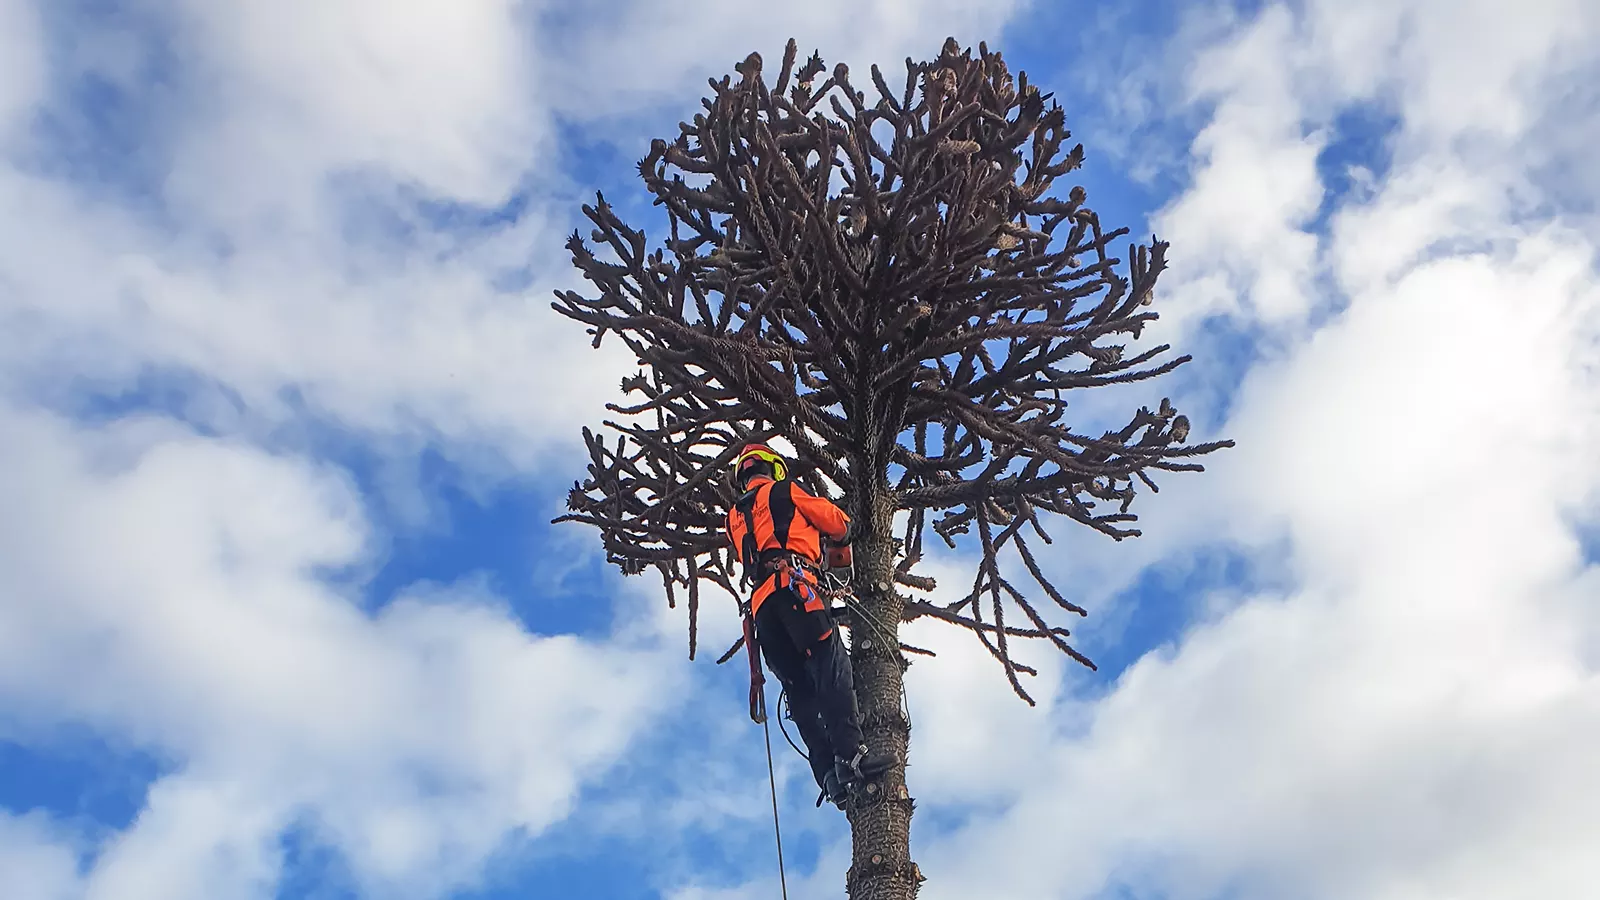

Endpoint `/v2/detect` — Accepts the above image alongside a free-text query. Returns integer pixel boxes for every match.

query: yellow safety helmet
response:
[732,443,788,485]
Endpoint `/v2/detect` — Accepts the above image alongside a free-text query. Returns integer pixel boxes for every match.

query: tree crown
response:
[554,38,1232,700]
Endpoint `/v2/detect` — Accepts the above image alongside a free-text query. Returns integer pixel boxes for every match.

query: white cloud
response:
[1149,0,1600,336]
[0,0,45,143]
[543,0,1020,120]
[1231,233,1599,572]
[163,0,542,224]
[0,812,83,900]
[0,0,627,476]
[0,0,1029,479]
[0,403,682,899]
[1373,0,1595,144]
[834,2,1600,899]
[1155,5,1325,328]
[0,3,1043,897]
[0,184,626,469]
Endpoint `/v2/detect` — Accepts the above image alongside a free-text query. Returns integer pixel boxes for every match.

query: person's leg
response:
[806,626,890,784]
[783,680,841,793]
[803,627,863,756]
[755,592,836,790]
[767,576,888,783]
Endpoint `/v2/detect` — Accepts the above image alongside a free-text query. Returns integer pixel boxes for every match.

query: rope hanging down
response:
[820,570,914,733]
[745,615,789,900]
[761,697,790,900]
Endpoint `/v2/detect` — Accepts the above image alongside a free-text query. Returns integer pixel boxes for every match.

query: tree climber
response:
[725,443,892,808]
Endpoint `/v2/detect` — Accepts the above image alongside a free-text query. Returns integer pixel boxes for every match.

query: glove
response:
[837,519,857,546]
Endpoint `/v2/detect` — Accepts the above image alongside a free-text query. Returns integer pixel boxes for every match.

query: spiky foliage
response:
[554,37,1230,692]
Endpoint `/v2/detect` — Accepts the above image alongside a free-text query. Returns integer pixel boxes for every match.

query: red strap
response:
[744,614,766,724]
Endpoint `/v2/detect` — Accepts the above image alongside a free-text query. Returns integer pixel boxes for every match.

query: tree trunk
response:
[845,484,921,897]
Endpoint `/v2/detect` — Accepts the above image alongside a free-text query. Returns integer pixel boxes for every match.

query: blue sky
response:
[1,1,1598,899]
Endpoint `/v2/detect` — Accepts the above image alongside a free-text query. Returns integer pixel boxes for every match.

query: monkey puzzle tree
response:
[553,37,1232,899]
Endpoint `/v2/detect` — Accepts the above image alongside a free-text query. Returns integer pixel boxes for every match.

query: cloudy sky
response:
[2,0,1597,898]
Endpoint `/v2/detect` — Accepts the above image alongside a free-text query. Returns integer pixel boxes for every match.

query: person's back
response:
[726,472,850,615]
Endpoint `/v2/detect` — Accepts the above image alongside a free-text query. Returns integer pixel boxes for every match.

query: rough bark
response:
[845,487,921,897]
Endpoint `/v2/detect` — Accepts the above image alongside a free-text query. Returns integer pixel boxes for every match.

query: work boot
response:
[821,768,847,809]
[835,743,893,787]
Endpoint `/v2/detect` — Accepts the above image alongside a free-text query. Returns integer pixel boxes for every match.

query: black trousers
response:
[754,581,863,786]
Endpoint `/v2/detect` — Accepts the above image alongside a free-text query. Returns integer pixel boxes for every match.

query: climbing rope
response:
[744,616,789,900]
[759,684,790,900]
[819,571,914,732]
[775,689,808,761]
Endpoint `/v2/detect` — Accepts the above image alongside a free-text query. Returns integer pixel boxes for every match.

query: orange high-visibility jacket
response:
[725,476,850,616]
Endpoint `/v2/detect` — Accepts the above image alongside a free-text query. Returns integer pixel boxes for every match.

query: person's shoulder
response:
[790,482,839,506]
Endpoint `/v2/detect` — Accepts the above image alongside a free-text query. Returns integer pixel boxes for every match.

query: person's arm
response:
[790,484,851,541]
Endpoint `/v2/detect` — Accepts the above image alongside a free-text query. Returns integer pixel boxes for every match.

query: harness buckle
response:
[763,551,813,589]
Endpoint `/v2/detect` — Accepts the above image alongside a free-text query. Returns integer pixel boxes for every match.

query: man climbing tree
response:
[553,37,1232,899]
[727,442,890,810]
